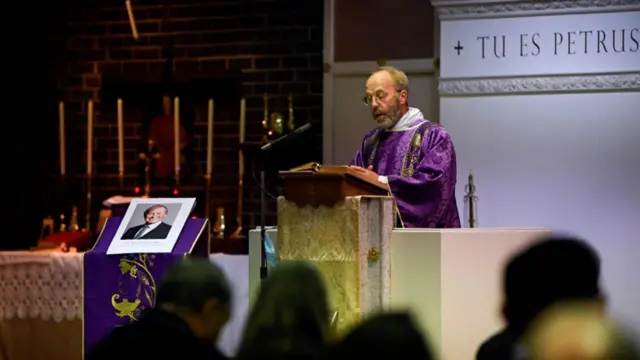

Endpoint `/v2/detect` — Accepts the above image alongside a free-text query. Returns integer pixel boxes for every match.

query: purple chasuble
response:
[351,119,461,228]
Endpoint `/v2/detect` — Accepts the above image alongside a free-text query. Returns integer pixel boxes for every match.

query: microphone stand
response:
[257,123,312,283]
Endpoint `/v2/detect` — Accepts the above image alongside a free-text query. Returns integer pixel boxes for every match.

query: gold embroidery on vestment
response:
[400,125,431,178]
[364,132,381,165]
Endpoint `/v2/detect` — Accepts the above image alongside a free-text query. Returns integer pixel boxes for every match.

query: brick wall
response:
[51,0,323,230]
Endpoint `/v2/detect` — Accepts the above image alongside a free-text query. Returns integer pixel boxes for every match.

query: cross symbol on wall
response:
[454,41,464,55]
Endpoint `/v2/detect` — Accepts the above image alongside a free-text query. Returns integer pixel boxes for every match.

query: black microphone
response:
[260,123,312,152]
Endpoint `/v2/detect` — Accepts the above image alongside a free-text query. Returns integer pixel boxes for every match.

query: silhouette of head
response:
[236,261,331,359]
[502,236,602,334]
[331,312,434,360]
[156,258,231,342]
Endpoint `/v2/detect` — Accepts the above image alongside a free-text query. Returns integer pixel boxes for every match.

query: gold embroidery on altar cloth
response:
[112,254,157,322]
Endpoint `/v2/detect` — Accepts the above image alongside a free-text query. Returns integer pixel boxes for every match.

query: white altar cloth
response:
[0,251,250,359]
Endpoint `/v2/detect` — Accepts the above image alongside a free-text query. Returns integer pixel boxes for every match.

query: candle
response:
[125,0,139,40]
[87,100,94,176]
[239,98,246,143]
[262,93,268,129]
[173,97,180,175]
[239,98,246,175]
[117,98,124,176]
[206,99,214,176]
[59,101,66,176]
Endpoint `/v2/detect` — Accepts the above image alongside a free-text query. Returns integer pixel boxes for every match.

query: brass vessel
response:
[213,207,226,239]
[69,206,80,232]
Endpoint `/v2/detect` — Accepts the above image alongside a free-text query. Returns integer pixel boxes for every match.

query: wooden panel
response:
[334,0,435,62]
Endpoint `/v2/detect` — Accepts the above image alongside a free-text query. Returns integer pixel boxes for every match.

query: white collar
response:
[390,107,426,131]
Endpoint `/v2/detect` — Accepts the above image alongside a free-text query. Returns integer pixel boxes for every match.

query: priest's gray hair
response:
[156,258,231,312]
[376,66,409,93]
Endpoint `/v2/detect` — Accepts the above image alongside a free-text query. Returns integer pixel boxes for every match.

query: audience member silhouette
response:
[476,236,602,360]
[235,261,331,360]
[524,300,640,359]
[329,312,435,360]
[86,258,231,360]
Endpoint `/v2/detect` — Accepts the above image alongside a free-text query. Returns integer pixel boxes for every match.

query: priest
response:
[350,67,460,228]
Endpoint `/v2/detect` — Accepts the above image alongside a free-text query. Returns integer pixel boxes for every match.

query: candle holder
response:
[464,171,478,228]
[69,206,80,232]
[39,216,55,240]
[287,93,295,131]
[213,207,226,239]
[59,213,67,232]
[232,98,246,239]
[85,175,92,233]
[204,173,212,221]
[261,93,295,143]
[118,172,124,189]
[138,140,159,197]
[231,172,244,239]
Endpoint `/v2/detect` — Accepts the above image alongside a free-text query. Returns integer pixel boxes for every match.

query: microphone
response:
[260,123,312,152]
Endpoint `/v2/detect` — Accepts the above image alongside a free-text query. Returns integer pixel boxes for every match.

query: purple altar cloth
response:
[83,217,209,355]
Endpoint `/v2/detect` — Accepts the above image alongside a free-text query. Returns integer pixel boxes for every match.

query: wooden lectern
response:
[276,163,395,332]
[279,164,389,207]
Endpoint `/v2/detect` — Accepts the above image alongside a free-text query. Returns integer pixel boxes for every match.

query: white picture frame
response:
[106,197,197,255]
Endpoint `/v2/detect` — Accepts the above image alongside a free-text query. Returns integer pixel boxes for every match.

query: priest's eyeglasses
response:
[363,91,389,106]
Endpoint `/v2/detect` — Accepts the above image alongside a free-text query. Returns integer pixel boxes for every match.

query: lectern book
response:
[279,163,389,207]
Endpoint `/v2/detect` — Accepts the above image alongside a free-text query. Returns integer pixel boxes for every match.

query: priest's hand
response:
[349,165,378,182]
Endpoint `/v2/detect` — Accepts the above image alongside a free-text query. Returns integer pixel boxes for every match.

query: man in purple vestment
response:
[350,67,461,228]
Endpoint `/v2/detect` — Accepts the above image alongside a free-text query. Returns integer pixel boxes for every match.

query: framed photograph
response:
[106,197,196,255]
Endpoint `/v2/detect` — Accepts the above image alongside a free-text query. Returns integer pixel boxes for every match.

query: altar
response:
[248,211,549,359]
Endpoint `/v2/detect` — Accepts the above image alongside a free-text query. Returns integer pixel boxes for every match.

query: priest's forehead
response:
[366,67,409,93]
[366,71,394,93]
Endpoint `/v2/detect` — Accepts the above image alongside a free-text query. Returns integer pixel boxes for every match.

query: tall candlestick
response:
[287,93,294,130]
[240,98,246,143]
[87,100,94,176]
[59,101,66,176]
[239,98,246,175]
[173,97,180,177]
[262,93,268,129]
[235,97,247,234]
[117,98,124,176]
[206,99,214,176]
[125,0,139,40]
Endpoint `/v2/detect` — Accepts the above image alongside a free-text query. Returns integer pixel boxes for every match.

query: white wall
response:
[443,92,640,327]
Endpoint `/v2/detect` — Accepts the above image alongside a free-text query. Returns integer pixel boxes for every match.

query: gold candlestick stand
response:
[204,174,212,221]
[213,207,225,239]
[464,171,478,228]
[85,175,92,232]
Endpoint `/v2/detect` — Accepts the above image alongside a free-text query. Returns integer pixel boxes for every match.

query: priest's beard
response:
[374,98,403,129]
